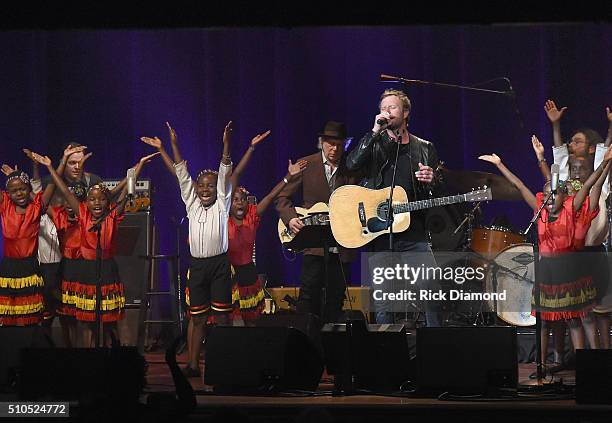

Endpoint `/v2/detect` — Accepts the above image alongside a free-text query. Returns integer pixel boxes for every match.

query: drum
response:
[426,205,466,251]
[486,243,535,326]
[471,226,526,259]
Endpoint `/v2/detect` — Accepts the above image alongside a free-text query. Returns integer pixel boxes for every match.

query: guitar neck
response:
[301,214,330,226]
[393,194,468,213]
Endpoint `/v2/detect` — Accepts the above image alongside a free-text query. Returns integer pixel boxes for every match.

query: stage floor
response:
[141,351,612,422]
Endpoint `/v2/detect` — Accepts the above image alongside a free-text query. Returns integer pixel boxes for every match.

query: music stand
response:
[289,223,337,322]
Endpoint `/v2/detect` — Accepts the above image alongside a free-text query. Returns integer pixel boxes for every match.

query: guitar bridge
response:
[358,202,366,228]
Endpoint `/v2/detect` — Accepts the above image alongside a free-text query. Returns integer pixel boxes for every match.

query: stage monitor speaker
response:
[321,322,412,392]
[417,326,517,395]
[576,349,612,404]
[204,326,324,393]
[19,347,146,402]
[114,211,155,305]
[0,326,53,390]
[255,312,322,353]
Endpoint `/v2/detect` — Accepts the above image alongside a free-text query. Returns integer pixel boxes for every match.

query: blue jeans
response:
[371,241,442,327]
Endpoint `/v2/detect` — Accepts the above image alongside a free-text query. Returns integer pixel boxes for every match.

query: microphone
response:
[127,168,136,206]
[504,77,524,129]
[380,74,418,83]
[503,77,515,97]
[551,163,560,201]
[376,117,389,126]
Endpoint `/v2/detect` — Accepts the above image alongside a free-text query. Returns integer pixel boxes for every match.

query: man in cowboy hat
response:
[275,121,358,322]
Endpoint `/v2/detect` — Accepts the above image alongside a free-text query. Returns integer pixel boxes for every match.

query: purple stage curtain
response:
[1,25,610,286]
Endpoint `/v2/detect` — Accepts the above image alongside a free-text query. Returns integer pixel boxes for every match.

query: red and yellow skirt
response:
[0,256,44,326]
[58,258,125,322]
[533,253,598,321]
[230,262,265,323]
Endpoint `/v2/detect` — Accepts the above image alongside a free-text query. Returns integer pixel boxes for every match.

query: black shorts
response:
[187,253,232,316]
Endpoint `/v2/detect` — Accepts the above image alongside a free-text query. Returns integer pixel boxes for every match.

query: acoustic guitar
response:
[277,202,331,251]
[329,185,491,248]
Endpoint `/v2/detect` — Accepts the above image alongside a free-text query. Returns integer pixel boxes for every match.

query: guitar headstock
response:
[466,185,492,202]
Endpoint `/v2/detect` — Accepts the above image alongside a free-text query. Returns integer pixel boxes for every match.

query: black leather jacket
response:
[346,131,442,200]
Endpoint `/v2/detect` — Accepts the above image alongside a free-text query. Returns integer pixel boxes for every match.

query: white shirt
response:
[175,160,232,258]
[321,151,339,253]
[38,213,61,264]
[30,179,61,264]
[322,150,338,187]
[552,143,609,245]
[552,143,609,196]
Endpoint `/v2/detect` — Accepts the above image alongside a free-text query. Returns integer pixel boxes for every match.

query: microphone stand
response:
[606,194,612,253]
[453,201,481,236]
[381,73,523,129]
[88,202,121,348]
[169,215,188,355]
[523,190,554,384]
[452,201,483,325]
[381,74,512,96]
[385,130,402,324]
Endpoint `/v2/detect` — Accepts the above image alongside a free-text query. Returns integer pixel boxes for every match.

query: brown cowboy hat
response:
[318,121,347,140]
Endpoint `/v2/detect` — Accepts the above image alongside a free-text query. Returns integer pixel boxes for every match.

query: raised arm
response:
[274,164,304,233]
[346,132,377,171]
[218,121,233,205]
[221,121,232,167]
[531,135,551,182]
[23,149,41,183]
[574,146,612,212]
[168,121,183,164]
[544,99,567,148]
[24,148,64,206]
[478,154,537,211]
[0,164,19,207]
[60,145,87,179]
[1,164,18,177]
[31,153,80,213]
[231,129,271,189]
[1,164,18,206]
[256,159,307,217]
[140,122,177,174]
[605,107,612,147]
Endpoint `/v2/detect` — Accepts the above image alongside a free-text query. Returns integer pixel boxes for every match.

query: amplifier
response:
[102,179,152,212]
[267,287,372,319]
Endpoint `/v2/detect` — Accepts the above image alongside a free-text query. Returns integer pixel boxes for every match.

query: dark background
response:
[1,21,610,287]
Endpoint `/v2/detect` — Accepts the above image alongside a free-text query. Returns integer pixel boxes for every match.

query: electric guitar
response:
[277,202,330,251]
[328,185,491,248]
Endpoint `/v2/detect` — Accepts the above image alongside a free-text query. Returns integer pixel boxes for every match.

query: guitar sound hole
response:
[377,203,389,220]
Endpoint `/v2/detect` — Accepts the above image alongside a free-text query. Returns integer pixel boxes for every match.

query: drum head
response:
[487,243,536,326]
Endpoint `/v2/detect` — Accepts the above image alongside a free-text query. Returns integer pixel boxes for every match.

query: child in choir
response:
[228,130,306,324]
[143,121,233,377]
[0,160,57,326]
[25,145,88,346]
[479,144,612,368]
[33,151,158,347]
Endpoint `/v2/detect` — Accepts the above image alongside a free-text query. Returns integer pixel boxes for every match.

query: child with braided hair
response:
[32,151,158,347]
[0,158,57,326]
[479,144,612,370]
[227,129,307,325]
[142,121,233,377]
[25,144,87,345]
